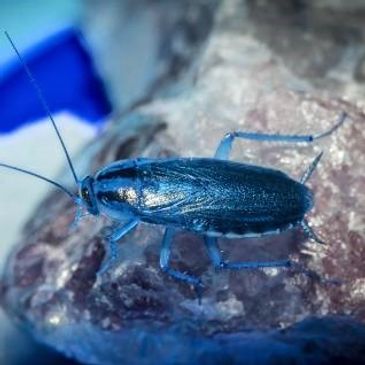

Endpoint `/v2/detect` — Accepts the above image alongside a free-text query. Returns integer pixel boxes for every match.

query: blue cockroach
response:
[1,31,347,296]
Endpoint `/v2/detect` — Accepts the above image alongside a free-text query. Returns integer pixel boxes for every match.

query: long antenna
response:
[4,31,79,185]
[0,163,75,198]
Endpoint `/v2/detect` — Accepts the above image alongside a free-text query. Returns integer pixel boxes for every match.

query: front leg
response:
[97,219,139,276]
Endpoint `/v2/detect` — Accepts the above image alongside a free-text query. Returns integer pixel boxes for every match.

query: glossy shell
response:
[93,157,313,236]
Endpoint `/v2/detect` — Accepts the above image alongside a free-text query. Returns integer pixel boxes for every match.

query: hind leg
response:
[301,219,325,245]
[300,151,323,184]
[204,236,291,270]
[214,112,347,160]
[98,219,139,276]
[160,228,204,298]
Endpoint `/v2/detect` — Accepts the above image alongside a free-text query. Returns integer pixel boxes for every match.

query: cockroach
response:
[1,31,347,297]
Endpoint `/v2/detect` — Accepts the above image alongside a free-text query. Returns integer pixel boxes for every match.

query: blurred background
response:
[0,2,88,364]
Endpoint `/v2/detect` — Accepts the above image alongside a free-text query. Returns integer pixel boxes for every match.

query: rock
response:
[2,0,365,364]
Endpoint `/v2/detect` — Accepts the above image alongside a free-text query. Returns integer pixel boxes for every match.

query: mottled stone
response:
[2,0,365,364]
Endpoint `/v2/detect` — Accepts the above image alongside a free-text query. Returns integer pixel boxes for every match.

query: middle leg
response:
[160,227,204,297]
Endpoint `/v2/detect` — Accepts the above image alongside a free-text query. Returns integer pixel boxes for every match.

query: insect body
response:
[78,115,343,291]
[91,158,312,238]
[1,31,347,295]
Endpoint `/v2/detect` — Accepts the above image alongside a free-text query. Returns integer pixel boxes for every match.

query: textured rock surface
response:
[2,0,365,364]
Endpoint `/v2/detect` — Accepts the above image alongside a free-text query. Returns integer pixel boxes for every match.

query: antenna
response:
[0,163,75,198]
[4,30,79,185]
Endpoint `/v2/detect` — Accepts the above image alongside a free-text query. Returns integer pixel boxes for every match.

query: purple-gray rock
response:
[2,0,365,364]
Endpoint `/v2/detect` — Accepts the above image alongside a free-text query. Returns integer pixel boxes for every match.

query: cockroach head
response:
[79,176,99,215]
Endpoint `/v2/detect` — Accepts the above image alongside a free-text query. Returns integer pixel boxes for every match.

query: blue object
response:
[0,28,111,133]
[0,107,347,299]
[75,112,346,296]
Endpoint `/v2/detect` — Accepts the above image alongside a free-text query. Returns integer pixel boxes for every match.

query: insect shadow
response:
[1,31,348,299]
